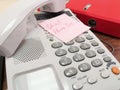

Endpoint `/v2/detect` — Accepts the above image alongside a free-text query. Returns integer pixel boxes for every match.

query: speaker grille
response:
[13,39,44,64]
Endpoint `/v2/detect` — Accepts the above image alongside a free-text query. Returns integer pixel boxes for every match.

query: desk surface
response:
[2,31,120,90]
[93,31,120,62]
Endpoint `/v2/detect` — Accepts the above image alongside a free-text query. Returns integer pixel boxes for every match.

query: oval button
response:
[111,66,120,75]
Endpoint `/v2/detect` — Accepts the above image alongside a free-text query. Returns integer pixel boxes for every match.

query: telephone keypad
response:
[42,10,120,90]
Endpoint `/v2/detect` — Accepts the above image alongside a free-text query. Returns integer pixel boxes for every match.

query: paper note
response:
[39,14,90,43]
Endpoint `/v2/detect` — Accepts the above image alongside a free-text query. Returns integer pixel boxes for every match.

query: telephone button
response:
[91,59,103,67]
[100,70,110,79]
[55,49,67,56]
[64,40,74,45]
[97,49,105,54]
[85,50,96,58]
[72,82,83,90]
[59,57,72,66]
[80,43,91,50]
[111,66,120,75]
[73,54,85,62]
[64,67,77,77]
[87,76,97,84]
[78,63,91,72]
[75,37,85,43]
[103,56,112,62]
[86,35,93,40]
[51,42,63,48]
[68,46,79,53]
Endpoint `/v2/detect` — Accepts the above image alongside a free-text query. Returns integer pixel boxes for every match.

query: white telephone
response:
[0,0,120,90]
[0,0,67,57]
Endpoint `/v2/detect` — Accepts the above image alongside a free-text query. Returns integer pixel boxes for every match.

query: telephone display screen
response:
[14,67,61,90]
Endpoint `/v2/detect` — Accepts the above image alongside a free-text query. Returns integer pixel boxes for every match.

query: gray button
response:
[49,38,54,41]
[75,37,85,43]
[80,43,91,50]
[85,50,96,58]
[51,42,63,48]
[73,54,85,62]
[72,82,83,90]
[103,57,112,62]
[64,40,74,45]
[91,41,99,46]
[86,35,93,40]
[97,49,105,54]
[59,57,72,66]
[78,63,91,72]
[64,67,77,77]
[68,46,79,53]
[55,49,67,56]
[91,59,103,67]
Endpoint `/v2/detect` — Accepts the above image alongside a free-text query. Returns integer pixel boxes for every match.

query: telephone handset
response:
[0,0,67,57]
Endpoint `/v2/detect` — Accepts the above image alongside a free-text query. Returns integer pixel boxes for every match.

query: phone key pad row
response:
[46,31,111,69]
[44,30,120,90]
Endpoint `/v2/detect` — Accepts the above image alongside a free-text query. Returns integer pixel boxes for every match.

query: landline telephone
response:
[0,0,120,90]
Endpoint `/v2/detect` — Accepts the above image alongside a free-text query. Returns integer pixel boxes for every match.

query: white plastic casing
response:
[0,0,67,57]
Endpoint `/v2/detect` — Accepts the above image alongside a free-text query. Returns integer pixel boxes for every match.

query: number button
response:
[78,63,91,72]
[73,54,85,62]
[85,50,96,58]
[80,43,91,50]
[72,82,83,90]
[75,37,85,43]
[91,59,103,67]
[103,57,112,62]
[51,42,63,48]
[59,57,72,66]
[86,35,93,40]
[55,49,67,56]
[68,46,79,53]
[97,49,105,54]
[64,67,77,77]
[64,40,74,45]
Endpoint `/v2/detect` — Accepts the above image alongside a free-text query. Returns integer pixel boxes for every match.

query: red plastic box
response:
[67,0,120,38]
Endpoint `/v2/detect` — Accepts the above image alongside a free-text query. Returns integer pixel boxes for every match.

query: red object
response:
[37,8,40,12]
[67,0,120,38]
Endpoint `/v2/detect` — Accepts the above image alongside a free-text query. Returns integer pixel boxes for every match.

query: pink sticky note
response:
[39,14,90,42]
